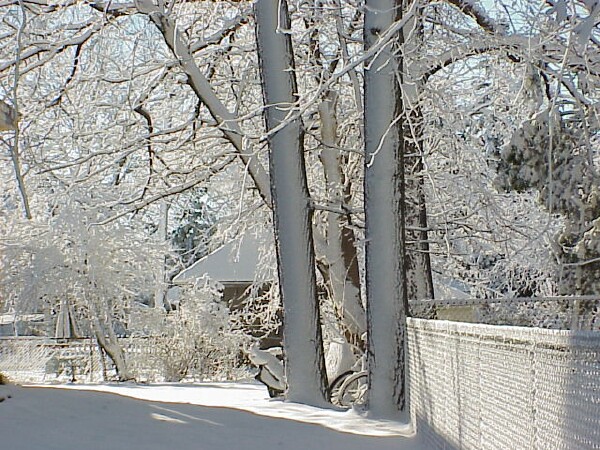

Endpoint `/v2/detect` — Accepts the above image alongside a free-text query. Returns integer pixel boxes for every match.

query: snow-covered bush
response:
[0,372,10,403]
[150,279,251,382]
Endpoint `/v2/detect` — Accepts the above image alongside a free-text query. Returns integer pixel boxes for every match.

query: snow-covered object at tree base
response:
[247,344,285,397]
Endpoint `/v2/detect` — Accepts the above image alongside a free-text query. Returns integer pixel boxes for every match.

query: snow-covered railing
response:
[407,318,600,450]
[0,337,105,383]
[0,335,246,383]
[0,336,168,383]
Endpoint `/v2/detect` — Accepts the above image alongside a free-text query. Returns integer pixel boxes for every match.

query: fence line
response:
[0,337,160,383]
[409,296,600,330]
[407,318,600,450]
[0,337,107,383]
[3,298,599,449]
[0,335,247,383]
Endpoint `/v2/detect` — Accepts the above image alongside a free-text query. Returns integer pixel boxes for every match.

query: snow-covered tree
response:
[169,188,216,268]
[2,0,598,416]
[0,194,162,379]
[254,0,329,406]
[497,110,599,294]
[361,0,410,419]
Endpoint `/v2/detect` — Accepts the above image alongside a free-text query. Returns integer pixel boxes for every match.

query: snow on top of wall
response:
[0,313,45,325]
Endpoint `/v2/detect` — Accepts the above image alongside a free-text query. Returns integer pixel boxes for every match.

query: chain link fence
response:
[407,318,600,449]
[407,295,600,449]
[0,337,104,383]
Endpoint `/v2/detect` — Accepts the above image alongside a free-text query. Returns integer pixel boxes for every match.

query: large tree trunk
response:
[363,0,409,418]
[254,0,329,407]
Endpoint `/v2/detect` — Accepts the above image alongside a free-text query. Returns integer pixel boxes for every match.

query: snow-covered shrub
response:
[151,279,251,382]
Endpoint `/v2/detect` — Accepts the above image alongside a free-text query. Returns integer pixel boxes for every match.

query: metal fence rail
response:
[410,296,600,330]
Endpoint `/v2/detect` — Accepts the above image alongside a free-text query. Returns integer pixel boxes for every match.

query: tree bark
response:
[318,92,366,349]
[254,0,329,407]
[363,0,409,418]
[401,2,434,302]
[404,109,434,302]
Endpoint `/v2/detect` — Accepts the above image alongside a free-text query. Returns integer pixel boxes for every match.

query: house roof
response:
[173,233,267,284]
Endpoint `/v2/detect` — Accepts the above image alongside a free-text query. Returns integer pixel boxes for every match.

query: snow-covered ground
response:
[0,382,422,450]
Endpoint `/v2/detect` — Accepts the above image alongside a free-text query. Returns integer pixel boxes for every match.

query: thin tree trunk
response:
[91,314,133,381]
[401,4,434,302]
[154,201,169,310]
[254,0,329,407]
[318,92,366,349]
[304,6,366,352]
[6,4,32,220]
[363,0,409,418]
[8,139,31,220]
[2,100,31,220]
[404,110,434,302]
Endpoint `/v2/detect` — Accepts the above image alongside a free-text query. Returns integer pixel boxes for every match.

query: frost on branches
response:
[496,111,600,295]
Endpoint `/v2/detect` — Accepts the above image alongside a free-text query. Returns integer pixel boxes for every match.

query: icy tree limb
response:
[444,0,500,33]
[143,4,272,207]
